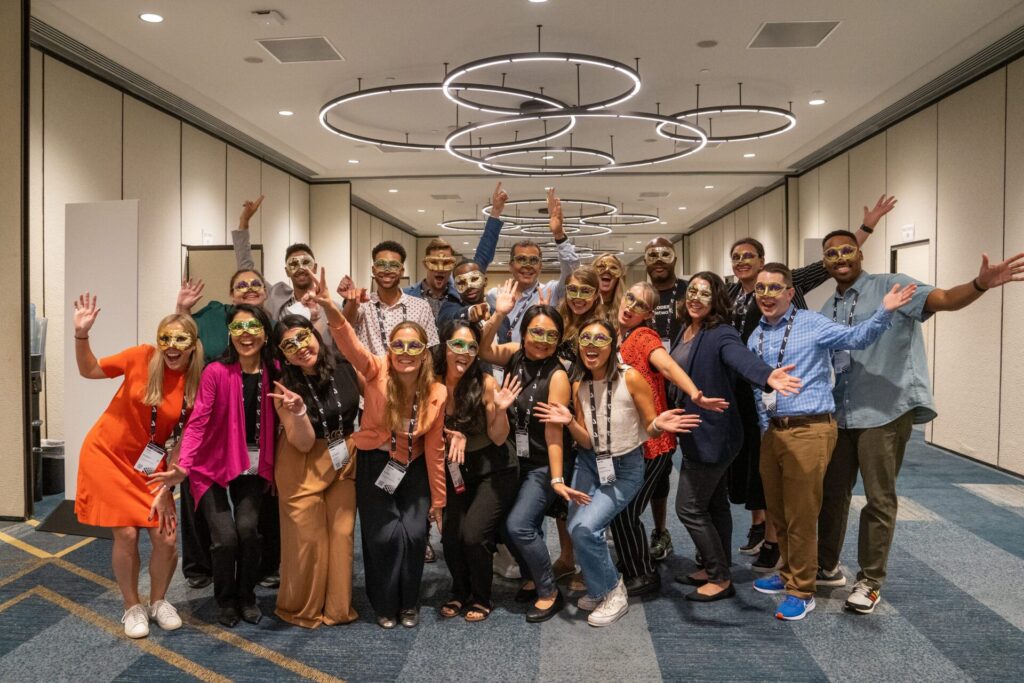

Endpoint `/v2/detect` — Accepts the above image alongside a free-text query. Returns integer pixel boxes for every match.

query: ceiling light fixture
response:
[347,159,359,164]
[417,209,426,213]
[704,185,715,189]
[278,110,294,116]
[659,83,796,143]
[809,98,826,106]
[678,206,687,210]
[139,13,164,23]
[743,152,756,158]
[388,188,398,193]
[482,198,617,223]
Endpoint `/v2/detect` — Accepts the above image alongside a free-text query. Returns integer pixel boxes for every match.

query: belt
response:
[769,414,833,429]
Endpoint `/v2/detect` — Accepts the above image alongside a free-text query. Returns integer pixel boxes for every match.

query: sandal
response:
[465,604,491,623]
[439,600,464,619]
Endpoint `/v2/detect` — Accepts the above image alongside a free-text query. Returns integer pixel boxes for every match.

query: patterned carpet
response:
[1,430,1022,682]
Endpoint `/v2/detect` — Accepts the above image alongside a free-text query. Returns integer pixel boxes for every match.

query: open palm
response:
[73,292,101,335]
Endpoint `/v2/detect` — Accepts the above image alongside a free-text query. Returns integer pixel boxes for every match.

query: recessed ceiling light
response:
[660,221,667,225]
[635,240,642,244]
[529,0,549,3]
[677,206,687,210]
[417,209,425,213]
[542,155,554,160]
[278,110,294,116]
[704,185,715,189]
[388,188,398,193]
[139,13,164,23]
[809,98,826,106]
[699,68,710,74]
[347,159,359,164]
[743,152,756,158]
[463,241,470,245]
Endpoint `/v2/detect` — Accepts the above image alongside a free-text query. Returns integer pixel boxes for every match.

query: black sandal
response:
[465,604,491,623]
[439,599,464,619]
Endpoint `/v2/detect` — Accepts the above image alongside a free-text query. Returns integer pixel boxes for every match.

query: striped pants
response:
[609,452,674,579]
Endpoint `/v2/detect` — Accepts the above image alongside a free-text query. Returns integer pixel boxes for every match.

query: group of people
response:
[72,184,1024,639]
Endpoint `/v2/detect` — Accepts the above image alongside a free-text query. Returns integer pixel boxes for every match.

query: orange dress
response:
[75,345,186,528]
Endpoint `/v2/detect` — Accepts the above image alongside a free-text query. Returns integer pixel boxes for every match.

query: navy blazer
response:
[669,323,773,465]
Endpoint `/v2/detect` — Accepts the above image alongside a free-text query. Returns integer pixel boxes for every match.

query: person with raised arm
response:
[591,254,627,309]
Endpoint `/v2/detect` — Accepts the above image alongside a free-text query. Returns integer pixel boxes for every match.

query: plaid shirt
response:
[354,292,440,356]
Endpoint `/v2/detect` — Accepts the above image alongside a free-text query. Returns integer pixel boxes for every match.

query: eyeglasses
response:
[578,331,613,348]
[644,247,675,265]
[730,250,759,264]
[373,259,403,274]
[686,286,713,304]
[424,255,456,272]
[227,319,265,337]
[623,291,653,314]
[389,339,426,356]
[232,278,264,294]
[278,328,313,356]
[823,244,859,264]
[512,254,542,268]
[446,338,479,355]
[454,271,486,293]
[565,283,597,300]
[754,282,790,298]
[594,261,623,278]
[527,327,560,344]
[157,332,195,351]
[284,255,316,276]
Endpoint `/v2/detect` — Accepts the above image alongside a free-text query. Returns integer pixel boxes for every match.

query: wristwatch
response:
[550,477,565,486]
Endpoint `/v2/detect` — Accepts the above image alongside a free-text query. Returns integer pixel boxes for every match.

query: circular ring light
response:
[656,105,796,143]
[442,52,642,114]
[319,82,575,151]
[518,222,612,237]
[438,219,508,233]
[481,146,615,173]
[580,212,659,227]
[482,198,617,223]
[446,109,707,176]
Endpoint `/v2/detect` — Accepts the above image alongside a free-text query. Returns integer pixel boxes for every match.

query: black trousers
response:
[356,450,430,617]
[727,384,767,511]
[179,476,212,579]
[676,459,733,582]
[610,453,674,579]
[258,490,280,577]
[197,475,267,608]
[441,465,518,609]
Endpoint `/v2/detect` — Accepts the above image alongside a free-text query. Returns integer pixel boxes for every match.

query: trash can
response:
[41,439,64,496]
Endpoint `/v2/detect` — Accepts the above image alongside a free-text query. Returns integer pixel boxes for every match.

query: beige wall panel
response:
[289,176,309,247]
[1000,59,1024,475]
[309,184,352,290]
[122,97,181,339]
[797,169,818,265]
[818,154,850,237]
[786,177,800,264]
[259,163,290,285]
[682,235,691,274]
[886,106,938,252]
[42,57,122,439]
[763,186,786,262]
[350,207,371,288]
[931,71,1005,465]
[226,147,261,244]
[29,49,42,311]
[746,195,764,247]
[732,204,748,240]
[848,133,888,274]
[711,219,725,275]
[721,211,737,274]
[181,124,226,248]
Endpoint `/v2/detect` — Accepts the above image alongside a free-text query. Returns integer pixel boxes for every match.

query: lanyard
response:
[304,375,344,438]
[511,363,544,432]
[758,312,797,369]
[732,289,754,331]
[390,391,419,459]
[831,291,859,325]
[150,402,188,444]
[375,301,407,348]
[241,371,263,447]
[508,284,538,334]
[587,378,613,456]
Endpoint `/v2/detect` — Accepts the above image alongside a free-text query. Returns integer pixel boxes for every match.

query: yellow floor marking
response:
[53,536,96,558]
[24,519,39,527]
[0,559,47,589]
[0,588,34,614]
[0,531,52,559]
[52,557,117,589]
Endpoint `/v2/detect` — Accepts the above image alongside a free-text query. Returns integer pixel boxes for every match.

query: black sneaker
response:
[739,523,766,555]
[816,564,847,588]
[625,571,661,597]
[751,541,780,574]
[649,529,673,562]
[258,572,280,588]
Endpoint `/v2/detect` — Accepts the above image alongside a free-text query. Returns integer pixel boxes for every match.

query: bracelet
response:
[972,277,988,293]
[648,418,662,435]
[550,477,565,486]
[292,404,308,417]
[74,335,89,340]
[859,223,874,234]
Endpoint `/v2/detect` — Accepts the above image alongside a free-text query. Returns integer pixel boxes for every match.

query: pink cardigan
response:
[177,361,277,507]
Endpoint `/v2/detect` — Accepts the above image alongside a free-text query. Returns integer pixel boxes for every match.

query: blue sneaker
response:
[752,574,786,594]
[775,595,815,621]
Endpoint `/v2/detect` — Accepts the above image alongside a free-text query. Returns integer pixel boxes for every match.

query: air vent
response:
[639,191,669,198]
[748,21,839,48]
[257,36,344,63]
[431,194,462,200]
[377,146,421,154]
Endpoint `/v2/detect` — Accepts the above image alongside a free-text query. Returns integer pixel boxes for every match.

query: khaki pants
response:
[760,417,837,599]
[817,412,914,590]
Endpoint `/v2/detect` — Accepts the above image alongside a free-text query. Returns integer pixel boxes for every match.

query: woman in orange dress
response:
[72,293,203,639]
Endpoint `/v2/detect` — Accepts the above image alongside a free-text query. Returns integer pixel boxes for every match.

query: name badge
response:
[247,446,260,472]
[515,430,530,459]
[134,442,166,474]
[596,452,617,485]
[492,367,504,386]
[447,460,466,494]
[661,338,672,353]
[762,391,778,413]
[375,459,407,494]
[285,301,311,319]
[832,350,852,375]
[328,438,351,471]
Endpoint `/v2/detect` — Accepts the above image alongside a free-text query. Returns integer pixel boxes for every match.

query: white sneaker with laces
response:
[845,580,881,614]
[577,594,600,611]
[122,604,150,639]
[587,578,629,627]
[149,599,183,630]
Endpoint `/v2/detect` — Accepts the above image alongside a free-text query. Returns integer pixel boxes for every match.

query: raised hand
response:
[147,464,187,490]
[268,380,306,415]
[546,187,563,236]
[767,363,802,397]
[239,195,264,229]
[863,194,897,230]
[494,278,519,316]
[533,401,572,425]
[493,374,523,411]
[882,283,918,312]
[300,290,322,322]
[176,279,205,313]
[336,273,369,304]
[444,428,467,465]
[491,182,509,217]
[976,251,1024,290]
[467,302,491,323]
[72,292,101,336]
[654,408,702,434]
[691,390,729,413]
[537,286,552,307]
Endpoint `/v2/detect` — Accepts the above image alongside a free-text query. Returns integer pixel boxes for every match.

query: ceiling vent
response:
[377,145,421,154]
[748,21,840,48]
[257,36,344,63]
[638,191,670,198]
[431,194,462,200]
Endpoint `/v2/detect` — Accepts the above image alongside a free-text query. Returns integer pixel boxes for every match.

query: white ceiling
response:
[32,0,1024,241]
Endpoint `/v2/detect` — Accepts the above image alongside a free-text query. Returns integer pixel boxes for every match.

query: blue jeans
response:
[505,465,561,597]
[568,447,645,599]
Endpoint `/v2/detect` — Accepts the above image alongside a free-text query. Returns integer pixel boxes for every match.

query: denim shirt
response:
[404,215,504,309]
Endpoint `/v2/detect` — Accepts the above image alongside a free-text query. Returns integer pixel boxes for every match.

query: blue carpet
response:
[0,431,1021,682]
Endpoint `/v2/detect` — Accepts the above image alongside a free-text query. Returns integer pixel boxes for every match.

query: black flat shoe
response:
[674,574,708,587]
[187,575,212,589]
[515,585,538,603]
[240,603,262,624]
[377,615,397,629]
[685,584,736,602]
[625,572,661,597]
[218,606,240,627]
[399,608,419,628]
[525,591,564,623]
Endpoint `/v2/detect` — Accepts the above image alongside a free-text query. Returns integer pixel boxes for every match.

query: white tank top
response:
[579,366,647,457]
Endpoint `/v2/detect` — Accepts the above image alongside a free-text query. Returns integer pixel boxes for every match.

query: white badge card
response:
[328,439,351,471]
[833,350,852,375]
[134,442,166,474]
[492,367,505,386]
[662,339,672,353]
[515,430,531,459]
[596,453,617,485]
[247,446,260,471]
[447,460,466,494]
[762,391,778,413]
[375,459,407,494]
[285,301,312,320]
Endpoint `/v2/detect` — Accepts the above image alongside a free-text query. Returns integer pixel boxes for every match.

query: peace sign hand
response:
[493,374,523,411]
[72,292,101,336]
[268,381,306,415]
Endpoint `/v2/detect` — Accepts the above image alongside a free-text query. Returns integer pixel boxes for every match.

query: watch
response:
[550,477,565,486]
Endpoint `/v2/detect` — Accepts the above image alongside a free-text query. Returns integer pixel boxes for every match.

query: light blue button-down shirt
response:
[749,304,894,432]
[822,272,936,429]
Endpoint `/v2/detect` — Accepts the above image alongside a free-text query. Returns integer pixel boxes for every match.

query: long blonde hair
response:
[559,266,606,343]
[384,321,436,433]
[144,314,203,408]
[593,254,626,307]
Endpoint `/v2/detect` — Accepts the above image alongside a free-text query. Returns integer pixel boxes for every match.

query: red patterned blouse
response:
[618,326,676,459]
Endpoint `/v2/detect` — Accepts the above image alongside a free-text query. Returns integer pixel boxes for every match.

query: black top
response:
[727,260,830,343]
[653,278,689,343]
[241,372,260,447]
[445,413,516,479]
[305,361,361,441]
[507,353,569,468]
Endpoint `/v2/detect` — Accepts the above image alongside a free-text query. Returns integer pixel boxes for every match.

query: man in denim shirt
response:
[815,229,1024,615]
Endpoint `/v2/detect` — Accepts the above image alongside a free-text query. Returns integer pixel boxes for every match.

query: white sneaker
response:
[122,604,150,639]
[149,599,183,630]
[577,594,600,611]
[587,578,629,627]
[493,544,522,580]
[845,580,881,614]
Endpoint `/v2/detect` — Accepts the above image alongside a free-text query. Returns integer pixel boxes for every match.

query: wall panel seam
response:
[998,68,1008,466]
